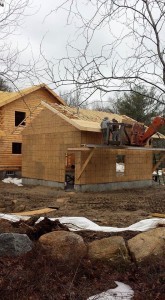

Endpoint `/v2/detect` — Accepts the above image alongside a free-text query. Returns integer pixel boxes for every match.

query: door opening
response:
[65,153,75,190]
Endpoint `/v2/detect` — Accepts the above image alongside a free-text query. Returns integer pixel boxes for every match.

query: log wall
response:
[0,88,63,170]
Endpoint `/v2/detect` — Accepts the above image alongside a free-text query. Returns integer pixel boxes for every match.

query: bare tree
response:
[59,89,88,108]
[0,0,37,90]
[43,0,165,110]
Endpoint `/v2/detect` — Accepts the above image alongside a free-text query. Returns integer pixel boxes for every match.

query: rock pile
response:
[0,218,164,267]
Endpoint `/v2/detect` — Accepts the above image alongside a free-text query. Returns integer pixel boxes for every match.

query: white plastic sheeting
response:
[52,216,165,232]
[2,177,23,186]
[0,214,164,232]
[87,281,134,300]
[0,213,29,222]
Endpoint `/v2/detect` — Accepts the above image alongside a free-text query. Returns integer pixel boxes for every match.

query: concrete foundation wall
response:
[74,180,153,192]
[22,177,64,189]
[22,177,152,192]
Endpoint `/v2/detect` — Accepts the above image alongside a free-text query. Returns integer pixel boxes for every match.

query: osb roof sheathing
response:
[42,101,165,139]
[42,101,123,132]
[0,84,66,107]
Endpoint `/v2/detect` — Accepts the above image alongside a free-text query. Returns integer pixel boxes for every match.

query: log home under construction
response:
[0,84,65,178]
[22,101,165,191]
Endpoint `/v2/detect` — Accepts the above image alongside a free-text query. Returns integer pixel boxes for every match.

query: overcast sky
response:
[22,1,74,59]
[5,0,118,94]
[0,1,72,89]
[0,0,117,108]
[1,1,164,109]
[8,1,74,85]
[0,0,113,109]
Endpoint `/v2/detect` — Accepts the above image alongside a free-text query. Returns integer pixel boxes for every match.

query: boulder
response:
[128,227,165,262]
[0,233,33,257]
[39,230,87,268]
[88,236,129,262]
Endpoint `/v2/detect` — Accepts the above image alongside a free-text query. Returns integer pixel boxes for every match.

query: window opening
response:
[116,155,125,176]
[6,171,15,177]
[15,111,26,126]
[12,143,22,154]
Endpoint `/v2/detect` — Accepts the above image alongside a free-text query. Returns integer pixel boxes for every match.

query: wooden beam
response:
[152,154,165,172]
[77,148,95,180]
[11,207,57,216]
[151,213,165,218]
[0,166,21,171]
[81,144,165,151]
[67,147,90,151]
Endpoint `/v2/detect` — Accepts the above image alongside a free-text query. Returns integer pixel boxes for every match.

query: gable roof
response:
[41,101,122,132]
[0,83,66,107]
[41,101,165,139]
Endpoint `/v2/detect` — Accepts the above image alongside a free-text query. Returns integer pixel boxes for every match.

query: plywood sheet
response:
[151,213,165,218]
[11,207,57,216]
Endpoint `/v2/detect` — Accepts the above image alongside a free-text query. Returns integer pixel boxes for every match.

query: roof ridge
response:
[0,84,66,107]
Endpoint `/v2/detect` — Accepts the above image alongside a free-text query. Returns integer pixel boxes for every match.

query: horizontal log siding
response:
[0,88,63,170]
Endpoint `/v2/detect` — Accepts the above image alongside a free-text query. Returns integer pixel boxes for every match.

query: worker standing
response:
[112,118,120,142]
[100,117,111,145]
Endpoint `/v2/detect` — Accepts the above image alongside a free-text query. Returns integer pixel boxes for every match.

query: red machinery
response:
[129,116,165,146]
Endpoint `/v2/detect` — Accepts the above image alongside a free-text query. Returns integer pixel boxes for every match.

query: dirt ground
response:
[0,181,165,226]
[0,181,165,300]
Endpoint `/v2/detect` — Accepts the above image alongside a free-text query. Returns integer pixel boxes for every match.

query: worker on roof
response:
[100,117,112,145]
[112,118,120,142]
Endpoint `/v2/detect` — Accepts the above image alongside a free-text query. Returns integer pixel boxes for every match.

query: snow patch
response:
[87,281,134,300]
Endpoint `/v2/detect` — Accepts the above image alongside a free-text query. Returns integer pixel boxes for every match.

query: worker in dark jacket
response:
[100,117,112,144]
[112,118,120,141]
